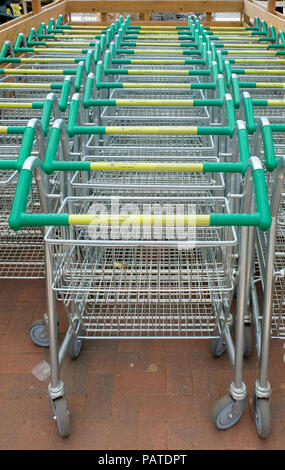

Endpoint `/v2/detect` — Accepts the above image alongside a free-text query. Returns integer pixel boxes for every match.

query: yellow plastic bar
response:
[18,58,76,63]
[234,59,285,63]
[105,126,198,134]
[227,50,277,54]
[89,161,202,170]
[130,59,186,64]
[127,69,189,75]
[128,42,184,46]
[244,69,285,74]
[115,99,194,105]
[54,34,96,39]
[0,102,33,108]
[256,82,285,87]
[134,35,182,39]
[210,26,247,30]
[267,100,285,105]
[223,44,270,48]
[41,41,90,46]
[0,82,51,88]
[1,68,64,74]
[34,48,85,53]
[122,83,192,88]
[211,31,253,35]
[68,214,210,226]
[133,49,184,54]
[66,25,105,28]
[0,126,7,133]
[132,30,185,34]
[217,36,260,40]
[135,25,179,29]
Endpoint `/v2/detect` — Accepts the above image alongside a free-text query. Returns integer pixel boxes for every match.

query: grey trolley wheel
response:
[210,320,233,358]
[253,395,271,439]
[212,394,246,430]
[210,335,226,358]
[53,397,70,438]
[68,324,84,359]
[30,320,49,347]
[68,335,83,359]
[243,324,253,358]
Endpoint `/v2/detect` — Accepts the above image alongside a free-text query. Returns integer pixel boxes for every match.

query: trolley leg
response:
[45,243,71,437]
[253,220,276,438]
[212,224,248,430]
[230,224,248,401]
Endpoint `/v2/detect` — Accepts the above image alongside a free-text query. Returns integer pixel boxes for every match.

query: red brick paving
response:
[0,279,284,450]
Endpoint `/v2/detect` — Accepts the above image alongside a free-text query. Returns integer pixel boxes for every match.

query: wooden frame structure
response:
[0,0,285,43]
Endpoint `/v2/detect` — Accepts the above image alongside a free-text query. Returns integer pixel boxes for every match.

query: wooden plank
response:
[67,0,244,14]
[70,20,244,26]
[244,0,285,31]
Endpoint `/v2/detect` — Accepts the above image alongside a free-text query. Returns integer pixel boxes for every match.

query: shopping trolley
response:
[82,66,227,127]
[0,92,62,133]
[46,14,122,34]
[224,62,285,105]
[69,92,236,167]
[0,92,70,280]
[246,119,285,438]
[13,32,100,61]
[0,42,94,86]
[0,40,98,76]
[210,40,285,61]
[8,145,271,436]
[90,60,215,103]
[0,119,47,279]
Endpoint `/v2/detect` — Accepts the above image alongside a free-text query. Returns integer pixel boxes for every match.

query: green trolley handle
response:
[8,152,271,233]
[257,117,283,172]
[67,92,236,137]
[43,118,253,177]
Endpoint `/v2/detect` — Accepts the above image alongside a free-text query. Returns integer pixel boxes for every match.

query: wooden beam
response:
[244,0,285,32]
[206,12,212,21]
[32,0,41,14]
[267,0,276,13]
[67,0,244,14]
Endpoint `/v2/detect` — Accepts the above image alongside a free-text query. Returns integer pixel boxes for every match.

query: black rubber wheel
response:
[30,320,49,347]
[212,394,246,430]
[253,394,271,439]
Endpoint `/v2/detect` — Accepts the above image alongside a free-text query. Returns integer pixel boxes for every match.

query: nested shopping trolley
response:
[246,119,285,438]
[9,115,271,436]
[0,118,47,279]
[0,94,67,279]
[69,91,237,179]
[82,67,227,128]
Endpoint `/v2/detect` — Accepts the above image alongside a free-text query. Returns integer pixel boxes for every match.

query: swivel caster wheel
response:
[52,397,70,438]
[243,324,253,358]
[212,394,246,430]
[68,324,84,359]
[30,320,49,347]
[210,321,232,358]
[68,335,83,359]
[253,394,271,438]
[210,335,226,358]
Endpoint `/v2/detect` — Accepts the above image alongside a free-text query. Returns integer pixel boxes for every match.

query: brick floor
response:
[0,279,284,450]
